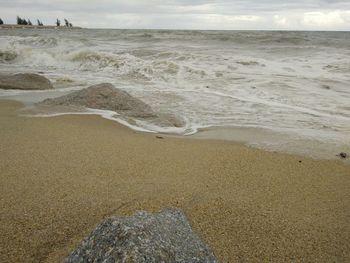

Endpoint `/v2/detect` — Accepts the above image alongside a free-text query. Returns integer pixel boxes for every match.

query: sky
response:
[1,0,350,30]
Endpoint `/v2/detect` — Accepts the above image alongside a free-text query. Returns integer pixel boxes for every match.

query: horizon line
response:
[1,24,349,32]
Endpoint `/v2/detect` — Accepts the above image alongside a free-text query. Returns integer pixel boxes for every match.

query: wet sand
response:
[0,100,349,262]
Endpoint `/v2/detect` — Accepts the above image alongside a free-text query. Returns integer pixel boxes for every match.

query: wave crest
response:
[17,37,58,48]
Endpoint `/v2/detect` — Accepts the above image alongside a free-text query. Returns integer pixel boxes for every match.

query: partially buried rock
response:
[65,208,217,263]
[0,73,53,90]
[38,83,185,129]
[0,51,17,62]
[40,83,156,118]
[337,152,347,159]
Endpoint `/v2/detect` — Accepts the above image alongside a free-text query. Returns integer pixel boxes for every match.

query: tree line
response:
[17,16,34,25]
[0,17,73,27]
[56,18,73,27]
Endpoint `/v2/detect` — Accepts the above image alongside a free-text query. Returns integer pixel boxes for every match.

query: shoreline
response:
[0,84,349,162]
[191,125,350,163]
[11,96,349,163]
[0,90,348,163]
[22,107,350,163]
[0,99,349,262]
[0,24,82,30]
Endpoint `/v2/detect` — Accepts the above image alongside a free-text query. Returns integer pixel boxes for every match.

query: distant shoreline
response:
[0,24,82,29]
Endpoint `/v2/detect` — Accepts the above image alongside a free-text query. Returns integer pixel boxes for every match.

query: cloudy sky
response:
[1,0,350,30]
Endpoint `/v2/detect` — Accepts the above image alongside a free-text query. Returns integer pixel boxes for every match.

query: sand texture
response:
[0,100,349,262]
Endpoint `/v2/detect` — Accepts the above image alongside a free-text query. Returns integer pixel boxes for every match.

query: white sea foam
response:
[1,29,349,159]
[24,108,156,133]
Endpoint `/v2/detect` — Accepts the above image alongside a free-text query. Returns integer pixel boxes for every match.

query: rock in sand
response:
[40,83,156,118]
[0,73,53,90]
[337,152,347,159]
[65,208,217,263]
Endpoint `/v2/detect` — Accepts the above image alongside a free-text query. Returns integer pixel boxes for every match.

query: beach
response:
[1,29,350,159]
[0,99,349,262]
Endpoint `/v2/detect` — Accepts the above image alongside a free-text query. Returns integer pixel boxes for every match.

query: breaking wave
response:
[17,37,59,47]
[0,29,349,160]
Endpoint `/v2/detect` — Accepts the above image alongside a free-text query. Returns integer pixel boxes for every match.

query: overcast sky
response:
[1,0,350,30]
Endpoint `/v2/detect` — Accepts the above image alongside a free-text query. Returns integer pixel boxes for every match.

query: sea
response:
[0,29,349,160]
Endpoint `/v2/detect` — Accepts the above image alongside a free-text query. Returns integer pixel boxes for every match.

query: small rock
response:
[337,152,347,159]
[0,51,17,62]
[0,73,53,90]
[156,135,164,139]
[65,208,217,263]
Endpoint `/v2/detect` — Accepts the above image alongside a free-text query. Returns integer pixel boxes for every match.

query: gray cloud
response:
[1,0,349,30]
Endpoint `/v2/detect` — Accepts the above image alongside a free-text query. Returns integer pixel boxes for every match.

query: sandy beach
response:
[0,99,349,262]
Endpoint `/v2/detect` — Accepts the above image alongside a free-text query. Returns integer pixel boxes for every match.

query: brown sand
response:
[0,100,349,262]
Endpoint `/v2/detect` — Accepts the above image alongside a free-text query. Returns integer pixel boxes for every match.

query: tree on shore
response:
[37,19,43,26]
[16,16,32,25]
[17,16,27,25]
[64,19,73,27]
[0,18,3,25]
[13,16,75,27]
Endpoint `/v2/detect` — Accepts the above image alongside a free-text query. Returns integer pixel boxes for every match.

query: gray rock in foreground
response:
[65,208,217,263]
[40,83,156,118]
[0,73,53,90]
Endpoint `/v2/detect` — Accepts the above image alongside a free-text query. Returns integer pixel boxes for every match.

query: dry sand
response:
[0,100,349,262]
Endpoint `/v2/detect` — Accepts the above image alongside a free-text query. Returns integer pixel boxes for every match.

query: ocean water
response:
[0,29,349,159]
